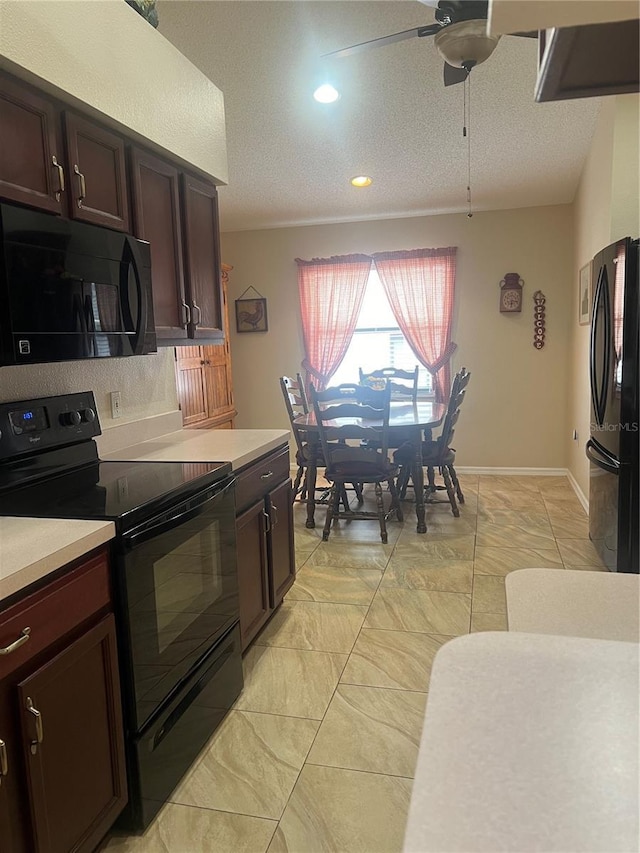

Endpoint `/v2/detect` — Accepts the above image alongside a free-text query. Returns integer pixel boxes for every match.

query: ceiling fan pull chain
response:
[463,79,467,137]
[466,75,473,218]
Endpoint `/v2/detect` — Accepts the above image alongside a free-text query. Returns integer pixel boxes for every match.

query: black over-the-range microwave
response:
[0,203,156,366]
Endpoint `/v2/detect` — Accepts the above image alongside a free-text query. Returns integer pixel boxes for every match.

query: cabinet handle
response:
[73,164,86,207]
[271,503,279,527]
[263,509,271,533]
[25,697,44,754]
[260,471,274,480]
[0,739,8,781]
[51,155,65,199]
[182,301,191,327]
[0,626,31,655]
[192,303,202,327]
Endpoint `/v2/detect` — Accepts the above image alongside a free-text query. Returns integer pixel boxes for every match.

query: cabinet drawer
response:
[0,549,110,679]
[235,445,290,514]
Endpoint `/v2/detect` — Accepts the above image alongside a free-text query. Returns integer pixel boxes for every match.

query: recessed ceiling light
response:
[350,176,373,187]
[313,83,340,103]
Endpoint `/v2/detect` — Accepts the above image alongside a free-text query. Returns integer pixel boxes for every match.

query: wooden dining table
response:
[293,400,447,534]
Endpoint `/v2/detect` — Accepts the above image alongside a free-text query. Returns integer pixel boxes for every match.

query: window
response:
[330,269,433,394]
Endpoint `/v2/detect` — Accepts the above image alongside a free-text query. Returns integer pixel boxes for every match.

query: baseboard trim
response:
[565,469,589,513]
[456,467,568,476]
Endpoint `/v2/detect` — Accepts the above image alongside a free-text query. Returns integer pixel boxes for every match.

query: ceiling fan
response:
[323,0,536,87]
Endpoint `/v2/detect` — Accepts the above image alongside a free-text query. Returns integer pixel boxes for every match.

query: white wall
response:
[222,203,574,470]
[568,94,639,499]
[0,0,227,183]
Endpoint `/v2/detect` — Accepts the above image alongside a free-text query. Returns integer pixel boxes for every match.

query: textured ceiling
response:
[158,0,600,232]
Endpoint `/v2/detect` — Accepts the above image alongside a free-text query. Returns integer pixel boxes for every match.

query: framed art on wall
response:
[578,262,592,325]
[235,297,268,333]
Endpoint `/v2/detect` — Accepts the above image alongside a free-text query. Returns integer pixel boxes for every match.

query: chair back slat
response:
[438,386,467,451]
[280,374,309,456]
[310,383,393,472]
[359,366,419,403]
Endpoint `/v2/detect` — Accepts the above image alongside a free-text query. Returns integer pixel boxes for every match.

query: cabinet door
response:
[236,501,271,651]
[64,112,129,231]
[174,346,208,425]
[0,682,31,853]
[203,344,235,421]
[18,615,127,853]
[267,478,296,608]
[0,76,63,214]
[130,148,188,340]
[181,175,224,341]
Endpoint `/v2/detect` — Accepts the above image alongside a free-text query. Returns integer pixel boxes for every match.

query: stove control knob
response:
[59,410,82,427]
[81,408,96,423]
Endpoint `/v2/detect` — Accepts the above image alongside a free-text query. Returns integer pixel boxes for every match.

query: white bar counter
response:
[506,568,639,642]
[0,517,115,604]
[102,428,290,471]
[404,631,639,853]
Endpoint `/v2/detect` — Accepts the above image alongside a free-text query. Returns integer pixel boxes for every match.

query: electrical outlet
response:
[111,391,122,419]
[117,476,129,500]
[572,429,578,441]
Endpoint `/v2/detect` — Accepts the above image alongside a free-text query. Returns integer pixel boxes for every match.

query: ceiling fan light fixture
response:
[434,19,501,68]
[350,175,373,187]
[313,83,340,103]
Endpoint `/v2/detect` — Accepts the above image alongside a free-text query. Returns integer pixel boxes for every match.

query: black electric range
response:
[0,392,243,831]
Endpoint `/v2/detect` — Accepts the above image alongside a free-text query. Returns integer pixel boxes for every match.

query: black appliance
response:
[587,237,639,573]
[0,392,243,830]
[0,203,156,365]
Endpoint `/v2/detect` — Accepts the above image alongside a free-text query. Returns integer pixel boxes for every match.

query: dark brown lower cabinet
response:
[0,550,127,853]
[267,478,296,607]
[19,615,126,853]
[235,446,296,651]
[236,501,271,648]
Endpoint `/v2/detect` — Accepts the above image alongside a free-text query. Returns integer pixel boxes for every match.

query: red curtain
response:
[373,247,457,402]
[296,254,371,390]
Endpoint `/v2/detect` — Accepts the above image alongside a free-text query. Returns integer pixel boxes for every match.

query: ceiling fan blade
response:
[322,24,441,60]
[443,62,468,87]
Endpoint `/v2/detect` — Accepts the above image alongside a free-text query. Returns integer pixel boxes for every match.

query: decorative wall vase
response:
[499,273,524,313]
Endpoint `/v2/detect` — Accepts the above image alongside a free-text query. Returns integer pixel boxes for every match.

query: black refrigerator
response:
[587,237,639,573]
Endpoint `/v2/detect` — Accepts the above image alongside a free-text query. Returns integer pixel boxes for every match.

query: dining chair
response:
[395,367,471,516]
[279,374,317,500]
[358,366,419,403]
[310,382,403,543]
[359,366,420,448]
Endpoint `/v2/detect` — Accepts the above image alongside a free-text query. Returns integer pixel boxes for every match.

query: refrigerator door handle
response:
[590,265,612,428]
[586,439,620,475]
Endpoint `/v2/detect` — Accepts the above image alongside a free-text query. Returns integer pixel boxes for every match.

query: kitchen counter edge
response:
[0,518,115,606]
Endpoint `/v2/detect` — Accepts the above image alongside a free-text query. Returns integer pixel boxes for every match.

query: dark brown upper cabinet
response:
[130,154,225,346]
[130,148,188,340]
[181,175,224,342]
[64,112,130,232]
[0,76,64,215]
[535,20,640,102]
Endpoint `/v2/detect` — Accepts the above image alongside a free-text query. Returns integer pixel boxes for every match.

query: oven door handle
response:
[123,477,235,549]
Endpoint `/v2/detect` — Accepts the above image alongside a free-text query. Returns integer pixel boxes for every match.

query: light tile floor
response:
[106,473,605,853]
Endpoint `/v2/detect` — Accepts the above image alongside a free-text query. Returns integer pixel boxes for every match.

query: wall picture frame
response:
[235,297,268,333]
[578,262,592,325]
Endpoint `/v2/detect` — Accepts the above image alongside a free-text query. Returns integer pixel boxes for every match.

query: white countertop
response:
[0,517,115,605]
[103,428,290,471]
[506,568,640,642]
[404,631,639,853]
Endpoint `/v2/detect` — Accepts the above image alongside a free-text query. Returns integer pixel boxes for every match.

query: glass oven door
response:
[120,476,238,730]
